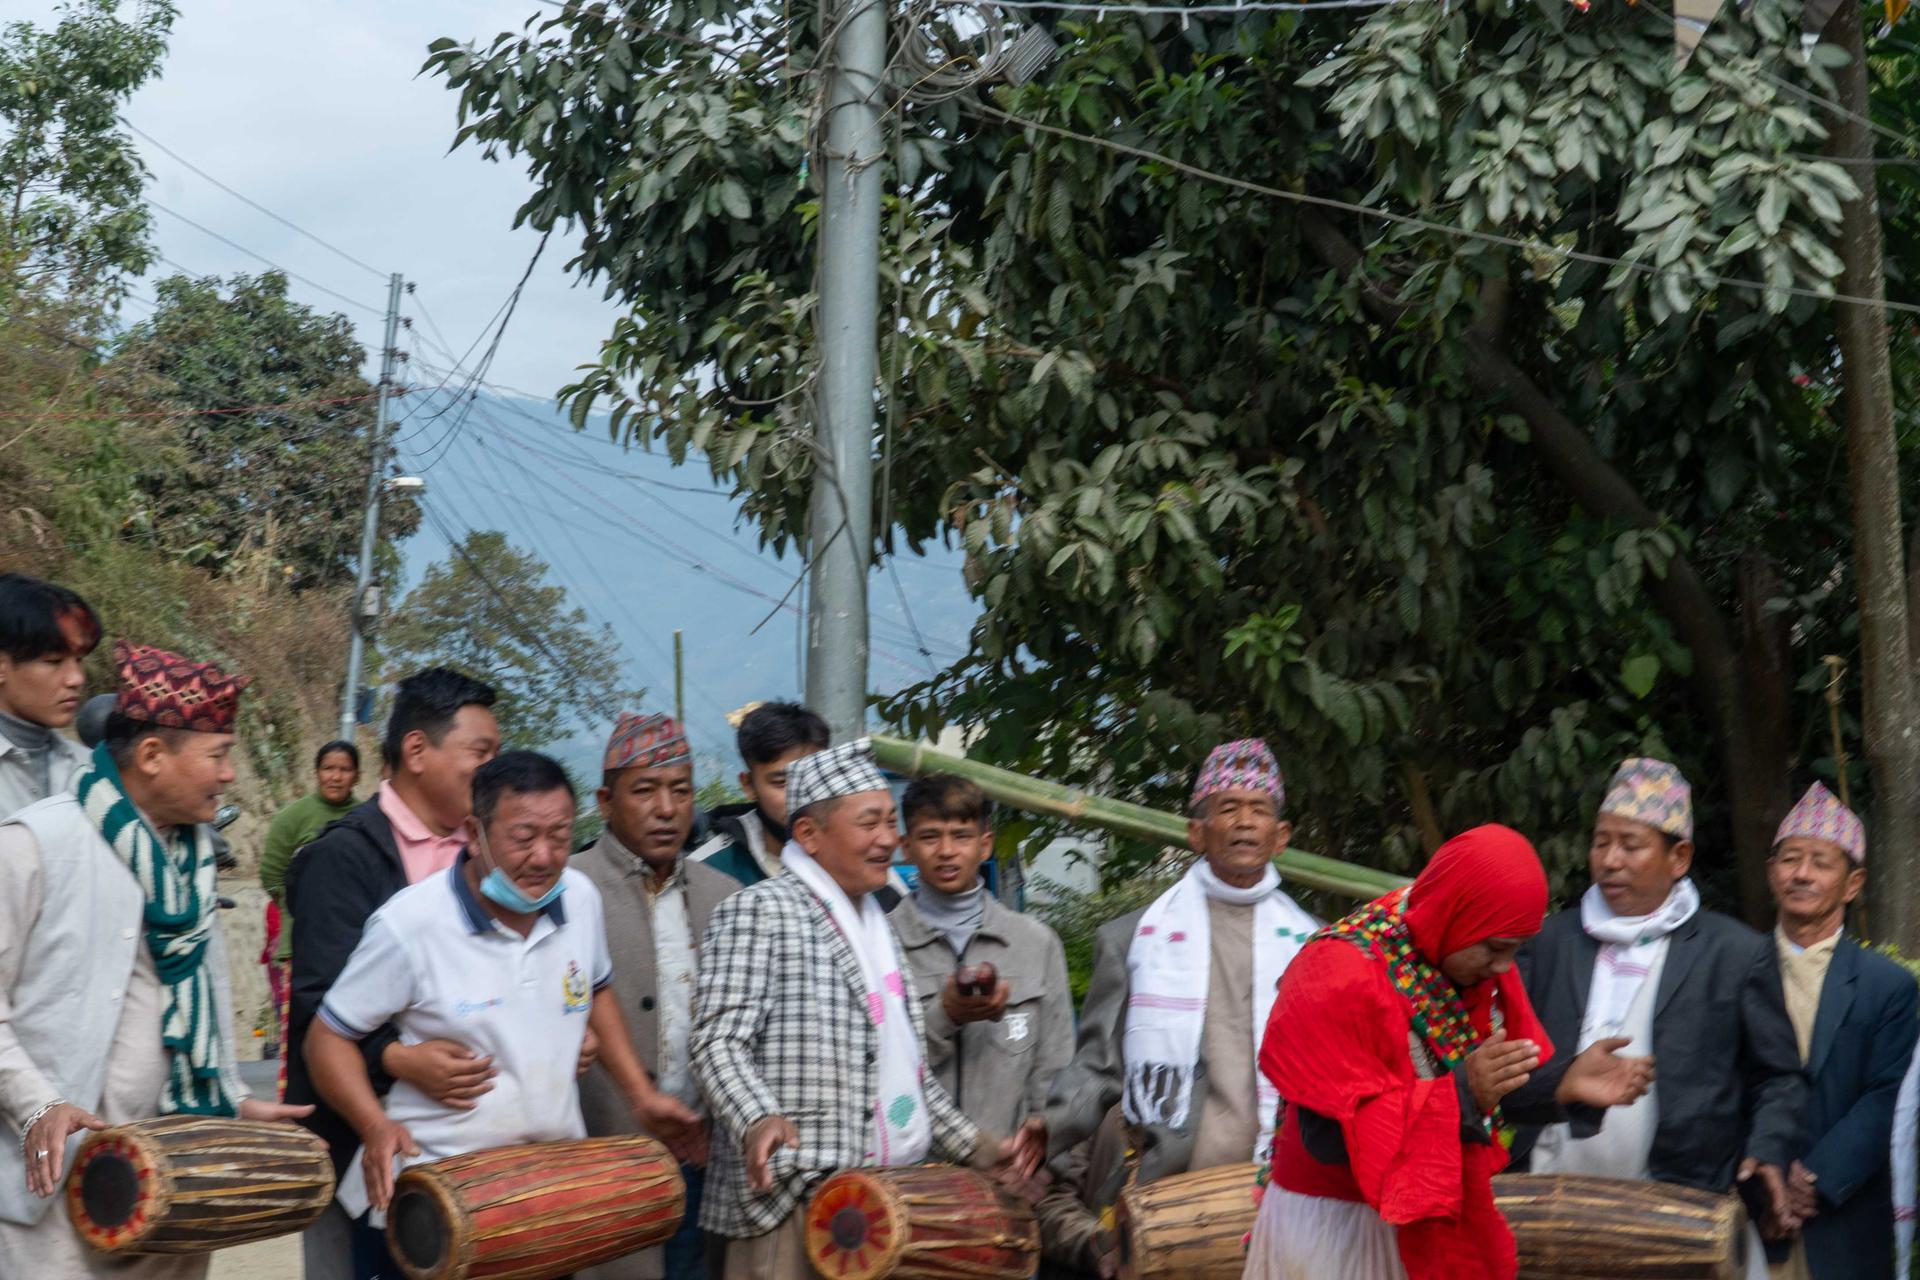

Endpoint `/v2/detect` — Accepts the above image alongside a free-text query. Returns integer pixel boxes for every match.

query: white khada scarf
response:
[1576,877,1701,1048]
[1122,858,1319,1161]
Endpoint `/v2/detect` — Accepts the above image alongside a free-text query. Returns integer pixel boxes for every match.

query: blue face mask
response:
[474,830,565,914]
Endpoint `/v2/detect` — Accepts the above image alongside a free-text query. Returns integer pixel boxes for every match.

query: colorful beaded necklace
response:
[1317,886,1517,1148]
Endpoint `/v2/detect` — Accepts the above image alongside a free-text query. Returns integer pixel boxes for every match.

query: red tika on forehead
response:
[53,604,102,657]
[111,639,251,733]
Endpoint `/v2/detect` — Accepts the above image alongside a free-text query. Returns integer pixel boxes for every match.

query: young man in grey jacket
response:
[890,775,1074,1138]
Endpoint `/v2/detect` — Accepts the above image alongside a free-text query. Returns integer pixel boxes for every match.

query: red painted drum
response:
[384,1135,684,1280]
[65,1116,333,1255]
[803,1165,1039,1280]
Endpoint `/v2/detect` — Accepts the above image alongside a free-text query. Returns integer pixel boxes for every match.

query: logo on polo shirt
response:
[562,960,590,1014]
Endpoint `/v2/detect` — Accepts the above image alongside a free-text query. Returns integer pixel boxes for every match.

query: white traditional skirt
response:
[1244,1185,1407,1280]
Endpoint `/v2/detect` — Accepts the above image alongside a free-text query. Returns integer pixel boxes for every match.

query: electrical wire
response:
[0,390,382,421]
[961,98,1920,316]
[120,118,391,280]
[418,499,626,720]
[146,201,387,317]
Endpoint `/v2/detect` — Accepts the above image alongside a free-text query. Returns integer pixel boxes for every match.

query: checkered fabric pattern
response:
[1599,756,1694,840]
[784,736,888,817]
[602,711,691,772]
[691,874,980,1236]
[1774,781,1866,864]
[111,639,250,732]
[1191,738,1285,810]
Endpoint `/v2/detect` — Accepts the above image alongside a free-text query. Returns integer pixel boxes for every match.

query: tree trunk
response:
[1732,554,1793,923]
[1828,0,1920,950]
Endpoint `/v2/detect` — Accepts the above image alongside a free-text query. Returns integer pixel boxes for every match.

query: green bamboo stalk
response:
[871,734,1408,901]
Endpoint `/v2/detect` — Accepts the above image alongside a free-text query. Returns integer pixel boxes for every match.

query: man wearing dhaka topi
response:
[1041,738,1320,1266]
[0,641,311,1276]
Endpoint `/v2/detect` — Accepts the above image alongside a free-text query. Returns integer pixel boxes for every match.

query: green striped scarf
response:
[74,742,238,1117]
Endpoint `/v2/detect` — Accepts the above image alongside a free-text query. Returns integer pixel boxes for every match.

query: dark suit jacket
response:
[1771,936,1919,1280]
[1507,904,1806,1193]
[284,798,409,1177]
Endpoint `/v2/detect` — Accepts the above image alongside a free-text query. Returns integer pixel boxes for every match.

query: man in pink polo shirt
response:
[285,667,501,1280]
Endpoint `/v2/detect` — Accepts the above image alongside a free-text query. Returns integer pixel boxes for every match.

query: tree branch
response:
[1297,210,1745,743]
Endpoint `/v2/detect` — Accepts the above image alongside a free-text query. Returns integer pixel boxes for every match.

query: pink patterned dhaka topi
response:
[1599,757,1694,841]
[1191,738,1285,810]
[1773,781,1865,864]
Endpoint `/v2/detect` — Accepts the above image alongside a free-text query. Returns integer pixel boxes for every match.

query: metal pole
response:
[339,272,406,742]
[673,629,685,726]
[805,0,885,741]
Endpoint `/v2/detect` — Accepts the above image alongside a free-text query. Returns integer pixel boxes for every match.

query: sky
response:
[5,0,981,769]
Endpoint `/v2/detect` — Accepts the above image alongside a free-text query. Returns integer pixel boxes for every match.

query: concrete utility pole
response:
[804,0,885,741]
[339,272,406,743]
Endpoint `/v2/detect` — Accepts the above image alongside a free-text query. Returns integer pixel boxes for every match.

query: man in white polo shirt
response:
[305,751,700,1278]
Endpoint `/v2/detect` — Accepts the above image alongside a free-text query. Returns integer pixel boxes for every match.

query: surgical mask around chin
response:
[474,827,565,914]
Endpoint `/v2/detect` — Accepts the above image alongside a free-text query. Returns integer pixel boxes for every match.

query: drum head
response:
[805,1171,908,1280]
[392,1186,449,1274]
[67,1132,167,1252]
[80,1149,141,1228]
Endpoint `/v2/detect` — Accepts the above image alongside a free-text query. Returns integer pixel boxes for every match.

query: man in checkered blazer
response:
[692,738,1044,1275]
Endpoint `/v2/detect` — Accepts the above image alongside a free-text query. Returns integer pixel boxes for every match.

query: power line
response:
[962,98,1920,317]
[418,498,625,721]
[146,200,387,317]
[120,118,391,281]
[0,390,381,422]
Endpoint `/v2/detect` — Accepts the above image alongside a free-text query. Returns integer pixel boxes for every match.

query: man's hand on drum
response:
[363,1118,420,1213]
[382,1039,496,1111]
[1553,1036,1656,1109]
[1738,1157,1798,1239]
[237,1098,315,1125]
[23,1101,104,1198]
[941,973,1010,1026]
[744,1115,799,1192]
[1464,1028,1538,1115]
[632,1090,703,1162]
[984,1115,1049,1199]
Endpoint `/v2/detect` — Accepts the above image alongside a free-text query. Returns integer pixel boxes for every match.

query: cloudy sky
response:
[8,0,977,765]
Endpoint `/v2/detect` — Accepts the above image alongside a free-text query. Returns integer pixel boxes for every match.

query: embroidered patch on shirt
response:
[562,960,590,1014]
[1004,1011,1031,1043]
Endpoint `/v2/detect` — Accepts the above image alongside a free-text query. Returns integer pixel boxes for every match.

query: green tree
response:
[109,270,418,587]
[382,529,637,749]
[428,1,1903,929]
[0,0,174,297]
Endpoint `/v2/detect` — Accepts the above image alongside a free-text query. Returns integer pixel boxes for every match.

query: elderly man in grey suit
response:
[575,713,738,1280]
[692,739,1044,1277]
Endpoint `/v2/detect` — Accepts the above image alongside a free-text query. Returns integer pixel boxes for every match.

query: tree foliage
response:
[109,270,419,587]
[0,0,173,298]
[430,0,1903,911]
[383,529,638,749]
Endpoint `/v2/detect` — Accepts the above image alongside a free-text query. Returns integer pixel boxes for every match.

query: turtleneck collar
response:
[915,881,987,956]
[0,708,53,754]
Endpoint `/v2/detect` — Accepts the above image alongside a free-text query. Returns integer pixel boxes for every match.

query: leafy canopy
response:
[429,0,1878,896]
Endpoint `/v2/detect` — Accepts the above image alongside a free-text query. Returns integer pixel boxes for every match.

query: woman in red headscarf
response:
[1248,825,1568,1280]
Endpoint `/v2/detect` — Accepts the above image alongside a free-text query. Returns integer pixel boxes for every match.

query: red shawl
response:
[1259,824,1552,1280]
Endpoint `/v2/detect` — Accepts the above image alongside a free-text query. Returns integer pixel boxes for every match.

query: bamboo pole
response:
[870,734,1409,901]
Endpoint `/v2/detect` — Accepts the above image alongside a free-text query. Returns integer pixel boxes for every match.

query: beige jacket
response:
[571,837,738,1134]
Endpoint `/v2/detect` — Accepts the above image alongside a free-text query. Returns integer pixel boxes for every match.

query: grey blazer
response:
[572,837,737,1139]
